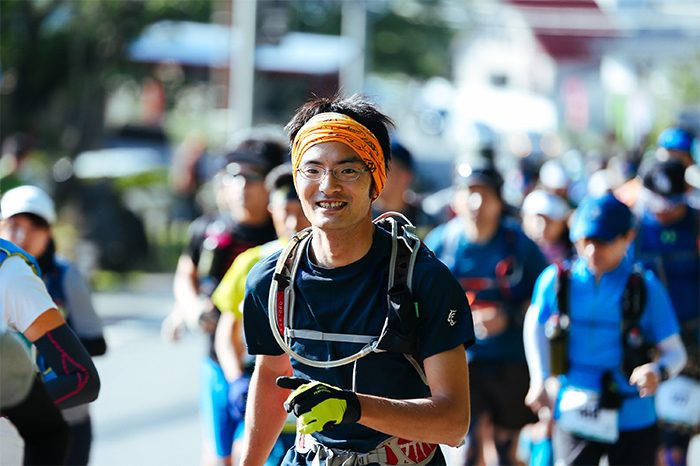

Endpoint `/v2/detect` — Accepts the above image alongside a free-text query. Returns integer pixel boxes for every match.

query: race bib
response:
[656,376,700,428]
[558,387,619,443]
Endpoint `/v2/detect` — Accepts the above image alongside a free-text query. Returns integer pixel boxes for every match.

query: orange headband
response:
[291,112,386,195]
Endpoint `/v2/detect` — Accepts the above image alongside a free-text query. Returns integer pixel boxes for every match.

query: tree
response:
[0,0,210,155]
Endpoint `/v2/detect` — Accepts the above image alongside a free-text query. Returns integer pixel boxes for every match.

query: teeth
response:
[318,201,344,209]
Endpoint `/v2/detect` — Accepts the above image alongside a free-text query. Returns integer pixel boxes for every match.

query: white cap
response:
[1,185,56,224]
[539,159,570,190]
[522,189,570,221]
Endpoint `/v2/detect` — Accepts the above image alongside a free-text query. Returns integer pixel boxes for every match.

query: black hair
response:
[13,212,50,230]
[223,137,288,175]
[36,237,58,275]
[285,94,394,173]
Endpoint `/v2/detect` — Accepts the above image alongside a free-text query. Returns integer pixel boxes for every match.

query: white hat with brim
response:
[1,185,56,225]
[522,189,570,221]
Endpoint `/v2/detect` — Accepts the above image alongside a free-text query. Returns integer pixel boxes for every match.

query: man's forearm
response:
[357,346,470,447]
[240,362,291,465]
[357,393,469,447]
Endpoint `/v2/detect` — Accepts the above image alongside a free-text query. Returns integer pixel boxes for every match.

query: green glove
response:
[276,376,361,434]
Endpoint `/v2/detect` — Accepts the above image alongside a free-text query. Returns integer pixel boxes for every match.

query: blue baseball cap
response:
[657,127,695,153]
[570,193,634,242]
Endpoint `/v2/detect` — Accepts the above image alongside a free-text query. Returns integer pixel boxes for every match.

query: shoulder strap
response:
[621,263,647,322]
[373,211,421,292]
[0,241,41,277]
[620,262,651,377]
[555,261,571,318]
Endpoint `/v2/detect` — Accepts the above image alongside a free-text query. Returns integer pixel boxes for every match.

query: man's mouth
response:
[316,201,346,210]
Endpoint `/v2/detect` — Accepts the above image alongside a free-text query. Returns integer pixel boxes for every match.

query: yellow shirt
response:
[211,239,288,319]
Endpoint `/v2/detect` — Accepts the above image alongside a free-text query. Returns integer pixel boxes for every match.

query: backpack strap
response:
[547,262,571,376]
[621,262,651,377]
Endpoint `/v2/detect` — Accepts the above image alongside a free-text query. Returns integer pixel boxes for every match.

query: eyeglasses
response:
[296,165,370,183]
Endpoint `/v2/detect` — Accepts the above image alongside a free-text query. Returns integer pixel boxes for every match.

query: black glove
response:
[276,376,361,433]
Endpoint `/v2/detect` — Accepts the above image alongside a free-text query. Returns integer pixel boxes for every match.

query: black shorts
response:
[553,423,658,466]
[469,361,537,430]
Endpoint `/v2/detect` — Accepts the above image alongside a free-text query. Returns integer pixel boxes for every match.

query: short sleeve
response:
[212,247,262,318]
[529,264,558,325]
[411,253,475,361]
[242,253,284,356]
[641,270,681,343]
[0,257,57,332]
[185,216,208,265]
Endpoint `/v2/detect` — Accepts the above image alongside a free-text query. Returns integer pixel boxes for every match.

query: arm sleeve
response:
[523,304,550,387]
[655,334,687,379]
[1,257,57,332]
[33,324,101,409]
[524,266,558,387]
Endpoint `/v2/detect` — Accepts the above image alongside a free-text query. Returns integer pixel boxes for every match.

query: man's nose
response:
[318,170,340,191]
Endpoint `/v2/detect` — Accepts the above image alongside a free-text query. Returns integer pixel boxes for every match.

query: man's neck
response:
[310,222,375,268]
[235,211,270,227]
[464,219,499,244]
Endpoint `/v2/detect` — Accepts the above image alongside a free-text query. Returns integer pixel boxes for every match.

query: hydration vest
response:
[267,212,428,383]
[0,239,41,277]
[547,261,651,378]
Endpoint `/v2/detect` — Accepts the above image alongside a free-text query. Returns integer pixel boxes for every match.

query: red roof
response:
[508,0,618,61]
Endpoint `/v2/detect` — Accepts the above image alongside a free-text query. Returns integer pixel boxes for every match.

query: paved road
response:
[90,273,205,466]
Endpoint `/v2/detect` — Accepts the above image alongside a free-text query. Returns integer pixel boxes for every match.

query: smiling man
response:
[240,95,475,466]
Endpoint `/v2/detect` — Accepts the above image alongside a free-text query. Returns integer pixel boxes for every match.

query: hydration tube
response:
[267,213,421,369]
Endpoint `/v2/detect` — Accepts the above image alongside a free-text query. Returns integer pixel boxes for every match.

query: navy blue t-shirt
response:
[635,207,699,326]
[243,226,474,453]
[425,218,547,363]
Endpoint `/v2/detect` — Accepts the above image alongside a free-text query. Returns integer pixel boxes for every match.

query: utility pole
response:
[229,0,257,136]
[340,0,366,96]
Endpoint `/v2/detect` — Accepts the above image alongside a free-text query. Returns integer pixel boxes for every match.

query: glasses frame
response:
[296,165,370,183]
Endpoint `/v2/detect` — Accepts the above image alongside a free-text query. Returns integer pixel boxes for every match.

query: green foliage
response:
[0,0,210,150]
[286,0,457,79]
[369,9,455,78]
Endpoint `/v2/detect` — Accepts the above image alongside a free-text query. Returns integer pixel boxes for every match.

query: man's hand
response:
[161,312,186,342]
[629,363,660,397]
[471,302,508,339]
[276,377,361,434]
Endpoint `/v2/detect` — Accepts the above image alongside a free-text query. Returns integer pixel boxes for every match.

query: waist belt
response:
[295,433,438,466]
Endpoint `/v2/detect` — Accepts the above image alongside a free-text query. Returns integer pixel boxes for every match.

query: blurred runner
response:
[521,189,573,265]
[634,159,700,466]
[161,136,284,466]
[212,163,310,464]
[425,162,547,466]
[524,193,687,465]
[372,140,435,237]
[0,237,100,464]
[0,185,107,466]
[616,127,697,206]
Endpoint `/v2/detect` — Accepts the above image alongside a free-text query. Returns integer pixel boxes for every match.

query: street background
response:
[89,273,203,466]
